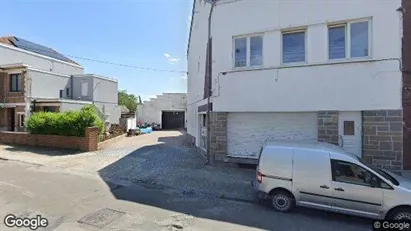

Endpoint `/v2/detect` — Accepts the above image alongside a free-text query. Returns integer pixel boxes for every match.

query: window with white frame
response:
[234,35,263,67]
[328,21,370,59]
[282,31,306,63]
[18,113,25,127]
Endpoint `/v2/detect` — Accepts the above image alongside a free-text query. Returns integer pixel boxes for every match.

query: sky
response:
[1,0,192,101]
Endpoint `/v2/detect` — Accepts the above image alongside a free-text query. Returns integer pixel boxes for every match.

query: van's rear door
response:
[293,149,333,209]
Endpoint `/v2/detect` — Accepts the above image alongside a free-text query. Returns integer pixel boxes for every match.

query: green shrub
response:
[26,105,105,137]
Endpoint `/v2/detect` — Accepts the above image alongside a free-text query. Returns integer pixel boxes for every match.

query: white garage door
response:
[227,112,318,159]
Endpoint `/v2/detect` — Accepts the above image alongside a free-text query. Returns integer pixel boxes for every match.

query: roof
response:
[0,36,80,66]
[264,139,351,156]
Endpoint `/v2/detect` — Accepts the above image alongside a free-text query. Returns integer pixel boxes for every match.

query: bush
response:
[26,105,105,137]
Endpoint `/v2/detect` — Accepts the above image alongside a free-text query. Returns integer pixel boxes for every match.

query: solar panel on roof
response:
[11,37,74,63]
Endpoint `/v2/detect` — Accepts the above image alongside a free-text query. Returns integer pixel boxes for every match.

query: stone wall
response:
[317,111,339,145]
[362,110,403,173]
[209,112,227,160]
[0,127,99,152]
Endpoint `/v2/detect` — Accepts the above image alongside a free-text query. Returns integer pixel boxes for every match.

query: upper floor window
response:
[9,74,22,92]
[328,21,370,60]
[282,30,306,63]
[234,35,263,67]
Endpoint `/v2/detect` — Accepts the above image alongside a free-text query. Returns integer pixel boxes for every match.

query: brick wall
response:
[0,127,99,152]
[317,111,339,145]
[209,112,227,160]
[1,70,26,104]
[362,110,403,173]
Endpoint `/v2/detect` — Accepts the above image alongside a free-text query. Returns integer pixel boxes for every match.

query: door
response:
[293,149,333,209]
[9,108,15,131]
[338,112,362,157]
[330,159,383,217]
[199,114,207,150]
[227,112,318,158]
[161,111,185,130]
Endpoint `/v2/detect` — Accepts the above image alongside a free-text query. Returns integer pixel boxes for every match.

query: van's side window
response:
[330,160,375,187]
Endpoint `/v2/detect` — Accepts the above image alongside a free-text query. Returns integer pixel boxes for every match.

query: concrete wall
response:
[139,93,187,126]
[72,75,93,101]
[60,101,92,112]
[0,44,83,75]
[187,0,403,144]
[94,102,121,124]
[28,69,71,100]
[92,76,118,104]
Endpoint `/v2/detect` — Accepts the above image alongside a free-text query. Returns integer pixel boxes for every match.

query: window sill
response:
[233,65,264,71]
[9,91,22,93]
[225,57,393,74]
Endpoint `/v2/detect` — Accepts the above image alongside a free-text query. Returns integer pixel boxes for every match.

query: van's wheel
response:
[270,190,295,212]
[388,208,411,221]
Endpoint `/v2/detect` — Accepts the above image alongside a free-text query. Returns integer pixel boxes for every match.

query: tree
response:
[118,90,138,112]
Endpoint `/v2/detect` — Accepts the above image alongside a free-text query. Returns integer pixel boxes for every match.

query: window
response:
[343,121,355,135]
[66,88,70,97]
[18,113,25,127]
[234,35,263,67]
[282,31,306,63]
[202,114,207,127]
[328,21,369,59]
[81,82,88,97]
[331,160,376,187]
[9,74,22,92]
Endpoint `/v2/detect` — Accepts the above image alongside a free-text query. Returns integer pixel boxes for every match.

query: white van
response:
[252,140,411,221]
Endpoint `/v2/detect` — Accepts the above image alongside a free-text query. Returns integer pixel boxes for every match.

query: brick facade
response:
[317,111,339,145]
[0,127,99,152]
[0,70,26,104]
[209,112,227,160]
[362,110,403,173]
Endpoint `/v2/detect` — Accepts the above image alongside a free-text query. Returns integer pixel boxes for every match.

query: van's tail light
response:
[257,171,263,184]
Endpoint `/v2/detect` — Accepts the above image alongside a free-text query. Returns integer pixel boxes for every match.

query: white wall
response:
[28,69,71,99]
[187,0,403,141]
[187,0,211,137]
[139,93,187,126]
[0,44,84,75]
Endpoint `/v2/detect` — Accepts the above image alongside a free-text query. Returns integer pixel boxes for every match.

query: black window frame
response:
[330,159,393,190]
[66,88,71,97]
[9,73,22,92]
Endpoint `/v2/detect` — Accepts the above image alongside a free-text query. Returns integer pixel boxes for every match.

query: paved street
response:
[0,160,373,231]
[0,131,374,230]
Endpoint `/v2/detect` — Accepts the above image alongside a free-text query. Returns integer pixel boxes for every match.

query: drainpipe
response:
[206,0,217,165]
[70,75,74,100]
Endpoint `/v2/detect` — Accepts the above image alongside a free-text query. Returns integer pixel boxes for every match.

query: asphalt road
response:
[0,159,373,231]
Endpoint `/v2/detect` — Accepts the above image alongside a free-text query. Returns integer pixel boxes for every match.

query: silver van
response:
[252,140,411,221]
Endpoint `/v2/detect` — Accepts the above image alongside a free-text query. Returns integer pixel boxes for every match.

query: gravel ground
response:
[96,131,257,202]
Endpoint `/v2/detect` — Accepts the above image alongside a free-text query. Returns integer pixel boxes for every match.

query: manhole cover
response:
[78,208,125,229]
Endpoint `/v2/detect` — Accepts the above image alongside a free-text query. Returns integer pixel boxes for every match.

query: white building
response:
[137,93,187,129]
[187,0,408,173]
[0,36,121,132]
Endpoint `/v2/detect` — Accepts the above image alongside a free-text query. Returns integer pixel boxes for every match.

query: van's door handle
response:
[334,187,344,192]
[320,185,329,189]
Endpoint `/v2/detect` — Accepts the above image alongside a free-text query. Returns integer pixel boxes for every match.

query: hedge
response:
[26,105,105,137]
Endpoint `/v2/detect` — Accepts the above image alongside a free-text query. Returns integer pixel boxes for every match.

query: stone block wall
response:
[209,112,227,160]
[362,110,403,173]
[317,111,339,145]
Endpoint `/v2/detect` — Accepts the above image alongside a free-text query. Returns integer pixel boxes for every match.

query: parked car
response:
[252,140,411,221]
